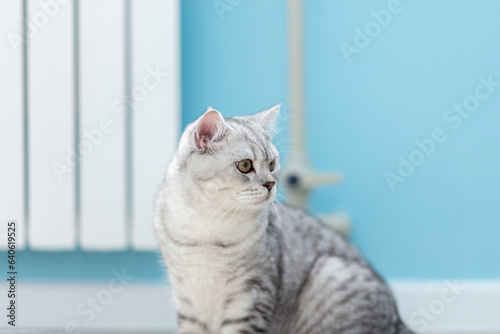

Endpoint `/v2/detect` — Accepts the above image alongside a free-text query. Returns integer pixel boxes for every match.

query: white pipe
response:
[285,0,350,235]
[288,0,306,160]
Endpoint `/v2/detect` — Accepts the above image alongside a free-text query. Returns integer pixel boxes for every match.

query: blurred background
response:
[1,0,499,332]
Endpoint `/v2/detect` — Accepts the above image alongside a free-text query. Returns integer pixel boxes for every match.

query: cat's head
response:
[170,105,281,210]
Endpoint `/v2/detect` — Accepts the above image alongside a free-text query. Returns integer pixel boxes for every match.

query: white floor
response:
[1,280,499,333]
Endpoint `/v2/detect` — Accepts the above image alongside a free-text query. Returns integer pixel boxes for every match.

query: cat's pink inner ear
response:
[195,109,224,149]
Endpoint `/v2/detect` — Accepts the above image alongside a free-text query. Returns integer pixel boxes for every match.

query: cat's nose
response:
[263,181,275,192]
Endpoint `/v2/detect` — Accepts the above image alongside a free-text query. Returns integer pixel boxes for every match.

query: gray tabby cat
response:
[154,105,414,334]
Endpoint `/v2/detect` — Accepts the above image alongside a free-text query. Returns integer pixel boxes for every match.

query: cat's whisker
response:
[271,202,280,220]
[273,118,302,135]
[274,199,295,223]
[273,149,292,154]
[224,202,244,229]
[208,196,238,221]
[276,192,288,202]
[212,200,241,224]
[273,136,307,147]
[276,201,287,211]
[213,195,235,208]
[233,201,248,224]
[274,137,306,145]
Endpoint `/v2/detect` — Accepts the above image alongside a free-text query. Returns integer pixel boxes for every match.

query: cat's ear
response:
[194,107,229,150]
[253,103,281,135]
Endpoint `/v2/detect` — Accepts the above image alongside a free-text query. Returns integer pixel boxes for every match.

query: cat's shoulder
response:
[267,203,358,258]
[269,203,340,237]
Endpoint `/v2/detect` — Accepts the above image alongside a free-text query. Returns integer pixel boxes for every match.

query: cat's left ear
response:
[252,104,281,136]
[194,107,230,150]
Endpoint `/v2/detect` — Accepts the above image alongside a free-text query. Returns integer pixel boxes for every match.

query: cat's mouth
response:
[260,189,276,204]
[265,191,274,201]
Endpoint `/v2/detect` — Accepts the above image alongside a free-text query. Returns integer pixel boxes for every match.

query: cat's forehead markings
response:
[256,141,268,161]
[227,117,269,161]
[249,144,257,161]
[249,142,265,161]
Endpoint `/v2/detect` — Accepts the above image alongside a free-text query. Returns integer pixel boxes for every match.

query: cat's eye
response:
[269,159,276,172]
[236,159,253,173]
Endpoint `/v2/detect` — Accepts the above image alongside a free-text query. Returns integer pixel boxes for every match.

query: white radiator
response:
[0,0,179,251]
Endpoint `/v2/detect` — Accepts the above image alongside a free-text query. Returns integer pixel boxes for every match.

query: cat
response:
[154,105,414,334]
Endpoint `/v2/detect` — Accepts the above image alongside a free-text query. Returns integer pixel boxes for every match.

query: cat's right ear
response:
[194,107,229,150]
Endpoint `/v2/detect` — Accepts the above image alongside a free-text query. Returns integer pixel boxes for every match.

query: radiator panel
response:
[28,0,76,250]
[0,0,26,249]
[130,0,179,250]
[79,0,127,250]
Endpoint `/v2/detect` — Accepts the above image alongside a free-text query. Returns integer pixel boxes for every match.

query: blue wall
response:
[19,0,500,281]
[182,0,500,279]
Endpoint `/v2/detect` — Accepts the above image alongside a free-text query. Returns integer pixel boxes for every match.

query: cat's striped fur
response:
[154,105,414,334]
